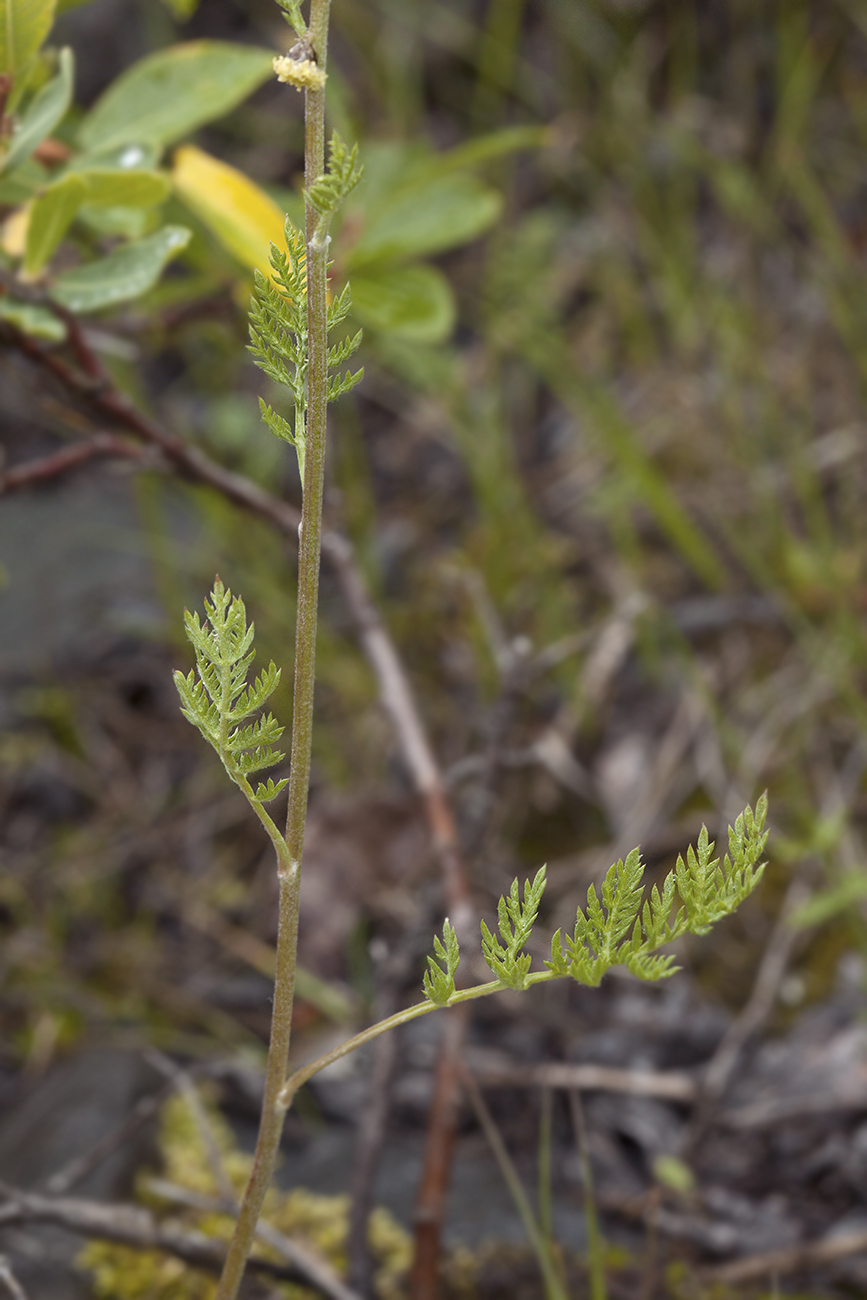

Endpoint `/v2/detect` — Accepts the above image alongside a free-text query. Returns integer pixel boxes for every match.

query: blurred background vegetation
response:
[1,0,867,1218]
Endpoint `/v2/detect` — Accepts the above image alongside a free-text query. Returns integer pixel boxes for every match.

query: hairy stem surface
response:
[214,4,330,1295]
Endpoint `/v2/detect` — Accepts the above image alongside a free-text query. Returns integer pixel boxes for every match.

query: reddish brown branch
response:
[0,435,143,493]
[408,1006,467,1300]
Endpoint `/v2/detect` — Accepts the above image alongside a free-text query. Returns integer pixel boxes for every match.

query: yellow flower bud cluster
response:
[273,40,326,92]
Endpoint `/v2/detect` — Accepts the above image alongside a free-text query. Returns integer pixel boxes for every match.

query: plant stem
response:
[277,972,558,1108]
[463,1071,569,1300]
[569,1090,607,1300]
[213,4,331,1296]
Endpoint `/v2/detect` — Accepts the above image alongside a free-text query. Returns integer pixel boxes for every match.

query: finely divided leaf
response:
[545,799,768,989]
[423,919,461,1006]
[306,131,363,217]
[174,579,287,798]
[481,866,546,990]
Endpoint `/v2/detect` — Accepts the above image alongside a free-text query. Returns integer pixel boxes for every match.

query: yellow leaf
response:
[1,204,31,258]
[172,143,285,275]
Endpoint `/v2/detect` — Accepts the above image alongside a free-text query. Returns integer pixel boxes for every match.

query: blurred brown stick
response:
[0,434,143,493]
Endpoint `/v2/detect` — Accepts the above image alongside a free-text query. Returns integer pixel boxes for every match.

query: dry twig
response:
[700,1226,867,1285]
[0,1182,309,1288]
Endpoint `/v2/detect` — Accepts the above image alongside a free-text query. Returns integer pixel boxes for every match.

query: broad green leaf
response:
[0,157,46,203]
[70,141,162,173]
[0,0,55,81]
[56,0,94,10]
[0,46,73,175]
[425,126,548,176]
[78,41,273,154]
[172,144,284,274]
[18,167,168,275]
[78,167,170,209]
[347,173,502,269]
[25,171,87,274]
[0,297,65,340]
[351,264,455,342]
[51,224,191,312]
[76,205,150,239]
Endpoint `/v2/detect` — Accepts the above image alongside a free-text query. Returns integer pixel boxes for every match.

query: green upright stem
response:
[214,5,331,1297]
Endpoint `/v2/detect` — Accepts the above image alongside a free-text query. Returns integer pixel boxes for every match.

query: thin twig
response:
[410,1007,468,1300]
[145,1052,237,1206]
[348,966,401,1298]
[43,1082,172,1196]
[702,878,811,1100]
[0,435,143,493]
[0,1256,29,1300]
[348,1025,399,1297]
[685,876,811,1154]
[48,1042,357,1300]
[0,1183,311,1288]
[568,1091,606,1300]
[699,1227,867,1285]
[471,1058,696,1102]
[444,1047,867,1128]
[462,1069,568,1300]
[142,1178,362,1300]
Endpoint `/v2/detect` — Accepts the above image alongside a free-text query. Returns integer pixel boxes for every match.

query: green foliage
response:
[548,796,768,987]
[422,918,461,1006]
[51,225,191,313]
[0,0,56,100]
[350,264,455,343]
[173,579,287,803]
[22,166,169,274]
[422,800,768,1006]
[340,135,537,342]
[248,212,363,482]
[23,173,86,275]
[23,165,172,274]
[0,45,73,174]
[274,0,307,38]
[0,298,65,339]
[306,131,363,220]
[481,865,547,990]
[347,170,501,269]
[77,41,274,154]
[248,221,310,477]
[675,801,769,936]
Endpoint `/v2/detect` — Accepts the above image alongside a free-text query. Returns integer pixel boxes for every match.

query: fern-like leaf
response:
[255,776,290,803]
[481,866,547,990]
[275,0,307,36]
[423,919,461,1006]
[544,800,768,988]
[306,132,363,217]
[174,579,287,798]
